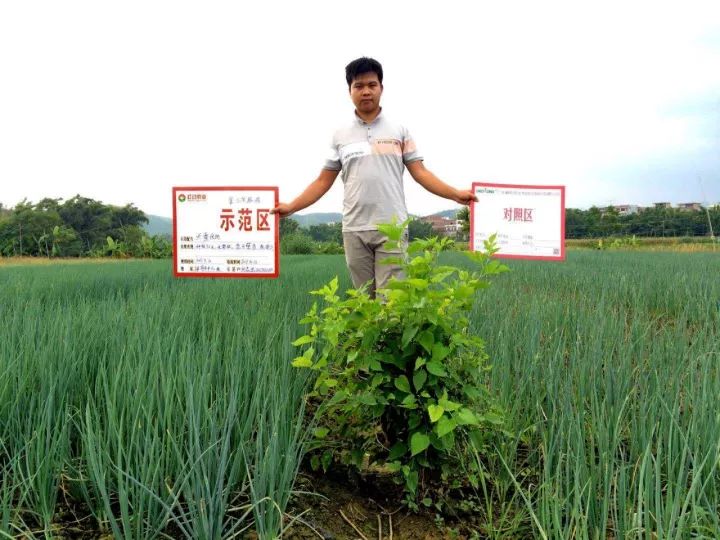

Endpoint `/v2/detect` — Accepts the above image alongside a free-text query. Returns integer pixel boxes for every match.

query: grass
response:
[1,251,718,538]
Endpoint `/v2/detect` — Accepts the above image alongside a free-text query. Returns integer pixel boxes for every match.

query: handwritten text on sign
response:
[470,183,565,261]
[173,187,279,277]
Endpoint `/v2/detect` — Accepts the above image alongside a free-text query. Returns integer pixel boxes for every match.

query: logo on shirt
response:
[375,139,400,146]
[340,141,372,162]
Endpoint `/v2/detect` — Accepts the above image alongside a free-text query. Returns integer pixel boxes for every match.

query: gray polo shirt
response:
[323,110,423,232]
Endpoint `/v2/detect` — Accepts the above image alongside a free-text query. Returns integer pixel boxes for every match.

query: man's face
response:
[349,72,383,114]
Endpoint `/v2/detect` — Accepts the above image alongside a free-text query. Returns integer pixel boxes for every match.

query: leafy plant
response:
[292,220,509,500]
[280,232,315,255]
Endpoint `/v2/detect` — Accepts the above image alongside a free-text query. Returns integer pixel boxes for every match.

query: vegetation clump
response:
[292,220,508,502]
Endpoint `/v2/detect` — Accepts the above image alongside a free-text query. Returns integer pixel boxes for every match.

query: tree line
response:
[0,196,171,258]
[1,197,716,259]
[564,206,718,238]
[456,206,718,239]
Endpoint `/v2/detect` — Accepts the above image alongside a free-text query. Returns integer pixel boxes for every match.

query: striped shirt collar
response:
[354,107,383,126]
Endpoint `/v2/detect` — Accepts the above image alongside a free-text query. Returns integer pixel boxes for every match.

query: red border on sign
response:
[172,186,280,278]
[470,182,565,261]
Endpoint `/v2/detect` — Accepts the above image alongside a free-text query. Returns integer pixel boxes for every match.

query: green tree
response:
[51,225,82,257]
[57,195,147,252]
[0,195,158,258]
[307,222,343,244]
[280,232,315,254]
[408,219,434,240]
[280,217,300,238]
[456,207,469,236]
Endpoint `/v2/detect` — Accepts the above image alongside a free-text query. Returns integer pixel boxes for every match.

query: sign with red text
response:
[172,186,279,278]
[470,183,565,261]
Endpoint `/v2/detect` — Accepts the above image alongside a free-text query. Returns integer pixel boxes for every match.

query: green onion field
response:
[1,251,719,538]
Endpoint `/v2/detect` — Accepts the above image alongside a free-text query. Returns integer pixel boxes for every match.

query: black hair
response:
[345,57,383,88]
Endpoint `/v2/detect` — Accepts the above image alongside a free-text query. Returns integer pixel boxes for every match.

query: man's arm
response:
[406,160,477,205]
[271,168,340,217]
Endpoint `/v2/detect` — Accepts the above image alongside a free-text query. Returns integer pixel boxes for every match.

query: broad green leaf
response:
[401,325,420,348]
[291,356,313,368]
[439,430,456,450]
[438,396,461,411]
[415,357,426,369]
[436,416,457,437]
[394,375,411,393]
[388,442,407,460]
[431,268,456,283]
[401,394,417,408]
[426,361,447,377]
[386,461,402,473]
[358,393,377,406]
[412,296,427,310]
[314,427,329,439]
[456,284,474,298]
[350,449,364,467]
[377,222,402,241]
[431,342,450,362]
[427,404,444,423]
[455,408,480,426]
[405,470,419,494]
[410,432,430,456]
[418,330,434,353]
[408,278,429,289]
[291,335,313,346]
[413,370,427,391]
[321,451,333,470]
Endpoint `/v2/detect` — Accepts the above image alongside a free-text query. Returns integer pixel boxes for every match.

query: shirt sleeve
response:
[401,126,423,164]
[323,136,342,171]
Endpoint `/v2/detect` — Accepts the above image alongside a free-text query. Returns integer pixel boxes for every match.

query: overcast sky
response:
[1,1,718,218]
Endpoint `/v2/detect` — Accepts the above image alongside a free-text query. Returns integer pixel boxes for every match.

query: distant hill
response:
[431,208,461,219]
[292,209,460,226]
[144,215,173,237]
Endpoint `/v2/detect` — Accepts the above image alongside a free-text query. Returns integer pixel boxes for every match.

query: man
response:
[272,57,476,298]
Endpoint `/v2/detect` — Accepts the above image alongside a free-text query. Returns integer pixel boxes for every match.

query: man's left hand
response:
[454,189,478,205]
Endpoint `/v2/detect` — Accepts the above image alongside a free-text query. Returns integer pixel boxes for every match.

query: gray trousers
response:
[342,230,407,299]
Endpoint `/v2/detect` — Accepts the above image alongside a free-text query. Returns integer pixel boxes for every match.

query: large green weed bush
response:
[292,221,508,500]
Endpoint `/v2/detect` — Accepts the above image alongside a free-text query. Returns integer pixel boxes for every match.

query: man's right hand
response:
[270,203,295,218]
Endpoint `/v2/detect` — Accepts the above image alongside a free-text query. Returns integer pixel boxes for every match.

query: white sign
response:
[470,183,565,260]
[173,186,279,278]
